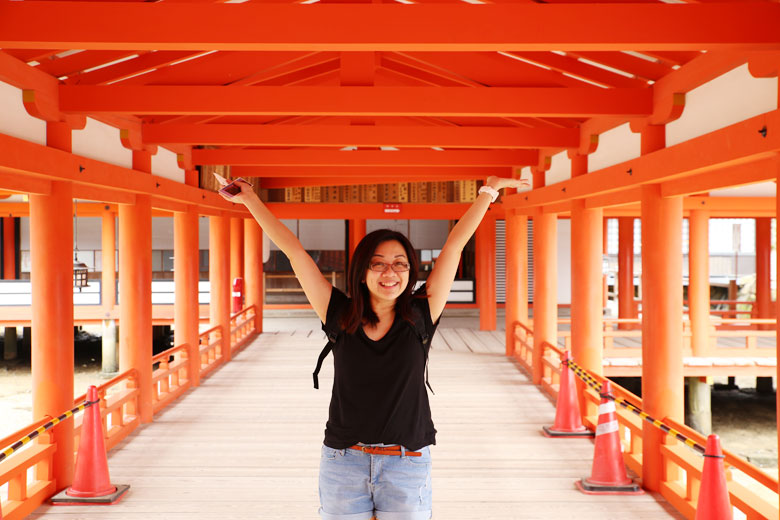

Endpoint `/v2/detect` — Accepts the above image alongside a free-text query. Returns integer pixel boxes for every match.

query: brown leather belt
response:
[348,445,422,457]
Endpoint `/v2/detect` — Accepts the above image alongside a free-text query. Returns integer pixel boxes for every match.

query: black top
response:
[322,286,438,451]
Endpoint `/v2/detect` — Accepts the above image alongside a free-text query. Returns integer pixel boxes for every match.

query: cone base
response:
[576,478,643,495]
[51,484,130,506]
[542,426,594,438]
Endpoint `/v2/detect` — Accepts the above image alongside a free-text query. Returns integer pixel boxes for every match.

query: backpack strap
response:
[313,327,339,389]
[412,310,435,395]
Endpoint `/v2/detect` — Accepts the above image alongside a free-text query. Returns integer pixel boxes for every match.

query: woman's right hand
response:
[218,179,255,203]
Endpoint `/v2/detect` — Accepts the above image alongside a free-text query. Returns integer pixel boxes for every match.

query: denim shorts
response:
[318,443,432,520]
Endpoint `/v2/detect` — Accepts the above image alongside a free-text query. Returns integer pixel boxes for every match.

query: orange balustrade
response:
[199,324,224,379]
[0,418,57,520]
[512,321,780,519]
[230,304,258,356]
[73,369,141,452]
[151,345,191,415]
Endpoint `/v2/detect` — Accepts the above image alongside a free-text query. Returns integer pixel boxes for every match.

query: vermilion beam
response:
[59,86,653,117]
[505,109,780,210]
[2,3,780,51]
[143,123,579,149]
[192,149,537,166]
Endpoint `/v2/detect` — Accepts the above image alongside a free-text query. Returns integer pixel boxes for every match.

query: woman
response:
[224,176,527,520]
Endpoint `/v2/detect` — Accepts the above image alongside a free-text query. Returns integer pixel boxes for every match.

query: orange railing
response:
[512,320,534,374]
[512,321,780,520]
[1,304,261,520]
[0,417,56,520]
[1,368,140,520]
[152,344,191,415]
[199,324,224,378]
[230,305,257,356]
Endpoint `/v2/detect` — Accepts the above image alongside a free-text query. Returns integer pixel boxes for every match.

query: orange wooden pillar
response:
[689,209,710,357]
[504,211,528,356]
[30,121,75,490]
[476,216,497,330]
[3,216,18,361]
[532,170,557,385]
[617,217,635,329]
[755,217,772,327]
[2,217,14,279]
[175,206,201,387]
[230,217,244,284]
[639,125,684,492]
[349,218,366,258]
[210,215,231,361]
[119,149,154,423]
[569,154,603,421]
[244,219,264,333]
[101,209,118,374]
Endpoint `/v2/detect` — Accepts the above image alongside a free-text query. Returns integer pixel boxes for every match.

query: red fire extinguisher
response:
[232,277,244,313]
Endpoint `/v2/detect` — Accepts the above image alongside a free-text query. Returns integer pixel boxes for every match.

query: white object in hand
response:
[478,185,500,203]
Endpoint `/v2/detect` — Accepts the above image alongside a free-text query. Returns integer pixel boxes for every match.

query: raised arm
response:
[224,181,332,322]
[425,176,528,323]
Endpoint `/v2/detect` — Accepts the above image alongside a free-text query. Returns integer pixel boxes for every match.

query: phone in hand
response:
[213,172,252,198]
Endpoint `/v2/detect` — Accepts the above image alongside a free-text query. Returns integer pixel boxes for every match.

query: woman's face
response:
[364,240,410,305]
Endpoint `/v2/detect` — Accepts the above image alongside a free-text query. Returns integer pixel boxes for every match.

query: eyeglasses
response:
[369,261,411,273]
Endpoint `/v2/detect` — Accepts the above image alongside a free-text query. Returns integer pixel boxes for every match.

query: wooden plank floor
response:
[30,329,682,519]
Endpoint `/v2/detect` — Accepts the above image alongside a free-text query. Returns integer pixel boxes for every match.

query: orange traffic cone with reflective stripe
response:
[695,434,732,520]
[576,380,643,495]
[543,351,594,438]
[51,386,130,505]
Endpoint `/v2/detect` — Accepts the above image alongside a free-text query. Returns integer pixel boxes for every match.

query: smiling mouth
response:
[379,281,399,288]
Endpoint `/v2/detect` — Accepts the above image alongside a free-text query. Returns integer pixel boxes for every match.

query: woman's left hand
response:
[486,176,530,191]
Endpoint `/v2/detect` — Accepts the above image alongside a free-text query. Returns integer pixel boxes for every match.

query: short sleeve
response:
[322,286,349,336]
[412,283,439,338]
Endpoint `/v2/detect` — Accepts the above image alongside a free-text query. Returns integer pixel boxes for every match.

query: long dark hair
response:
[341,229,421,334]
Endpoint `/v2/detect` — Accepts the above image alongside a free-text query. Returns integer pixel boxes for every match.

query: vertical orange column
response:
[617,217,635,329]
[230,217,244,284]
[689,209,710,356]
[119,150,153,423]
[755,217,772,327]
[476,216,497,330]
[775,163,780,502]
[210,215,231,361]
[101,210,116,309]
[532,169,557,384]
[504,212,528,355]
[175,206,201,387]
[349,218,366,258]
[3,217,14,279]
[31,121,74,490]
[569,154,603,382]
[640,124,684,492]
[244,219,264,333]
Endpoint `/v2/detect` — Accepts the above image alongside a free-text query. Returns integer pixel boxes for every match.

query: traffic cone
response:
[543,351,594,438]
[695,434,732,520]
[576,380,643,495]
[51,386,130,505]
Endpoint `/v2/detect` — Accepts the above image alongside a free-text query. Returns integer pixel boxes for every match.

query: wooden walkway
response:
[30,328,681,519]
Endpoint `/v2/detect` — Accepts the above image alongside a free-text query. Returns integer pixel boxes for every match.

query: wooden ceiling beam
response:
[193,149,537,166]
[234,165,511,180]
[143,123,579,149]
[504,109,780,210]
[3,3,779,51]
[59,86,653,117]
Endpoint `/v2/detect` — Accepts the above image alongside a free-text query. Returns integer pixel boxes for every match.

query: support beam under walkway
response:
[29,329,681,519]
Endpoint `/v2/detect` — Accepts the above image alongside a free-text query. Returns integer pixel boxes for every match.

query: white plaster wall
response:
[0,81,46,145]
[588,123,641,172]
[667,64,778,147]
[367,219,408,237]
[710,182,776,198]
[72,118,132,169]
[300,219,346,250]
[411,220,450,249]
[544,151,571,185]
[152,147,185,183]
[152,216,174,249]
[556,218,572,305]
